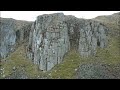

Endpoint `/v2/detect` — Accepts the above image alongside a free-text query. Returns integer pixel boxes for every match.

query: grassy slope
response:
[0,44,46,79]
[93,12,120,36]
[48,50,82,79]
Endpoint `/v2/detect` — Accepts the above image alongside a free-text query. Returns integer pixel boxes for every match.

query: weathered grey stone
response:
[0,18,32,60]
[78,20,108,56]
[27,13,108,71]
[27,13,70,71]
[0,18,16,60]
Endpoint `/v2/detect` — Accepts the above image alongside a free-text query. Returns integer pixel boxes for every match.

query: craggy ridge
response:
[27,13,108,71]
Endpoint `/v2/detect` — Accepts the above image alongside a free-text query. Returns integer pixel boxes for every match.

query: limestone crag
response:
[0,18,32,60]
[78,20,108,56]
[0,18,16,59]
[65,16,108,56]
[27,13,108,71]
[27,13,70,71]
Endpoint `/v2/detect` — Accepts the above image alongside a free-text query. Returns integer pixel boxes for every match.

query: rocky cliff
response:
[0,17,32,61]
[27,13,108,71]
[27,13,70,71]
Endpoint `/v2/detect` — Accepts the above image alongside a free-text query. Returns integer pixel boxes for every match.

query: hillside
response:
[0,12,120,79]
[93,12,120,37]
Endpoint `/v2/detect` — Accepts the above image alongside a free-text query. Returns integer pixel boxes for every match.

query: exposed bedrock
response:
[27,13,108,71]
[78,20,108,56]
[27,13,70,71]
[0,18,16,59]
[0,18,32,60]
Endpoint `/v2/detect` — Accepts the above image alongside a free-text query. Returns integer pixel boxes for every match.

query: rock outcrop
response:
[27,13,108,71]
[78,20,108,56]
[27,13,70,71]
[65,16,108,56]
[0,18,32,61]
[0,18,16,59]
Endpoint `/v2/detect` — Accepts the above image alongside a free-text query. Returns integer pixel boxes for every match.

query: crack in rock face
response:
[0,18,32,61]
[27,13,108,71]
[78,20,108,56]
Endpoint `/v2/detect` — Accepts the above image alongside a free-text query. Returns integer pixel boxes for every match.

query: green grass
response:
[0,45,45,78]
[48,50,82,79]
[95,36,120,64]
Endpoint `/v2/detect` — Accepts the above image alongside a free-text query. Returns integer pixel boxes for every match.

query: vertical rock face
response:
[78,20,108,56]
[27,13,108,71]
[27,13,70,71]
[15,23,32,45]
[65,16,108,56]
[0,18,16,59]
[0,18,32,60]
